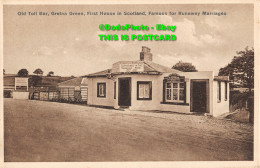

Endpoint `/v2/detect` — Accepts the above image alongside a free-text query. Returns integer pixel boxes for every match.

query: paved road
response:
[4,99,253,161]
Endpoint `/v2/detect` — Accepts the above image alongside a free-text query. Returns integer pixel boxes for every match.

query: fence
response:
[30,88,87,104]
[60,88,75,102]
[32,91,59,101]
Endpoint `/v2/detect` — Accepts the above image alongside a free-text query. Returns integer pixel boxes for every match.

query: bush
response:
[230,90,253,111]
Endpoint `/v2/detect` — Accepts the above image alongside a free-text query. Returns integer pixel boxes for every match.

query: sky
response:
[3,4,254,76]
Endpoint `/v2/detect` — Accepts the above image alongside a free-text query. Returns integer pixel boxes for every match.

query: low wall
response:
[13,91,29,99]
[159,103,190,113]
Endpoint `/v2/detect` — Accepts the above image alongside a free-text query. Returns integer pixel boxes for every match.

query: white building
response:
[86,46,229,117]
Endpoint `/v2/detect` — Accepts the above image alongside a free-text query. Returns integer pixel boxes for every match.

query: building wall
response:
[87,77,115,107]
[213,81,230,117]
[116,74,162,111]
[13,91,29,99]
[160,104,190,113]
[184,71,214,115]
[87,71,228,116]
[159,71,214,114]
[80,86,88,102]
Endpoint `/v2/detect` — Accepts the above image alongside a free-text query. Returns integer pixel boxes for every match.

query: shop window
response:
[165,82,184,103]
[97,83,106,97]
[217,81,221,102]
[137,81,152,100]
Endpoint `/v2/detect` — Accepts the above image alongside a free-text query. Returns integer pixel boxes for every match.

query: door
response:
[118,78,131,106]
[191,80,209,113]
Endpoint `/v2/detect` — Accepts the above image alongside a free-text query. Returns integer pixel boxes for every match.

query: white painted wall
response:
[114,74,193,113]
[184,71,214,115]
[13,91,29,99]
[122,74,161,111]
[87,71,229,117]
[160,71,214,114]
[87,77,115,107]
[160,104,190,113]
[213,81,230,117]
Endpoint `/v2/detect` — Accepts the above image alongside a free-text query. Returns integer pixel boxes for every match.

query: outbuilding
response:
[86,46,229,117]
[58,77,88,102]
[3,74,16,98]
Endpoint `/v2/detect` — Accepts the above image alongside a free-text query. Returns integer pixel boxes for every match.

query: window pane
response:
[179,89,184,100]
[139,84,144,98]
[166,89,171,100]
[138,82,151,99]
[102,85,105,95]
[166,83,171,88]
[114,82,116,99]
[173,89,178,100]
[143,84,150,98]
[180,83,185,88]
[98,83,106,97]
[100,85,103,96]
[218,82,221,101]
[225,82,227,100]
[173,83,178,88]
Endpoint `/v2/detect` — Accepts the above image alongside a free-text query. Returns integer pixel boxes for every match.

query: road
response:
[4,99,253,161]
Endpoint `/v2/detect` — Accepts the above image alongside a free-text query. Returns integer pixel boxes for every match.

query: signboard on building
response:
[120,63,144,72]
[15,77,29,91]
[165,73,185,83]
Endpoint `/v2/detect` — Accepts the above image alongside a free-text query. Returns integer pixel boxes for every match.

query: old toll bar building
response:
[86,46,229,117]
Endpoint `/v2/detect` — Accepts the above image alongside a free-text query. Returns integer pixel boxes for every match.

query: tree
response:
[33,68,43,76]
[47,71,54,77]
[30,75,42,87]
[218,47,254,92]
[172,61,198,72]
[218,63,236,88]
[17,69,29,77]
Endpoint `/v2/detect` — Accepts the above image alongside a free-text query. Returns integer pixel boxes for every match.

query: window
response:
[217,81,221,102]
[162,74,187,105]
[165,82,184,102]
[137,81,152,100]
[114,82,116,99]
[97,83,106,97]
[225,82,227,101]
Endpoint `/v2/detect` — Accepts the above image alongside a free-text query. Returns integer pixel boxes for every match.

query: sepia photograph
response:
[1,1,259,168]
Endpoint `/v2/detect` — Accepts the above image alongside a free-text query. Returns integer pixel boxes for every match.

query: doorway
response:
[190,80,209,113]
[118,78,131,107]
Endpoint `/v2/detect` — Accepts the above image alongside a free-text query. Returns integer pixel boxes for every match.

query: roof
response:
[214,76,229,82]
[86,61,181,77]
[3,74,17,77]
[58,77,87,87]
[145,61,181,73]
[86,69,112,77]
[39,76,75,86]
[4,75,16,86]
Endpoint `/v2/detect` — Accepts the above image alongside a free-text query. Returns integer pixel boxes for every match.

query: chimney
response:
[140,46,152,61]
